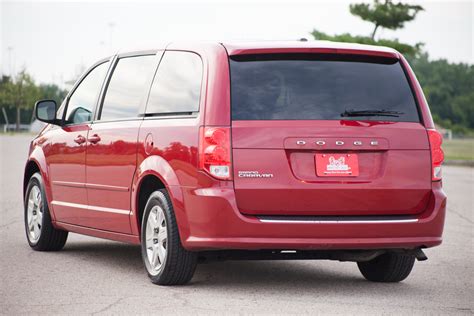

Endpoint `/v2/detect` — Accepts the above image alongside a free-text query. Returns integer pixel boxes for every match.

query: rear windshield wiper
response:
[341,109,404,118]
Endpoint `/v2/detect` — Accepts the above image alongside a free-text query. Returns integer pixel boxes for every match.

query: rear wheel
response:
[24,172,68,251]
[357,252,415,282]
[140,189,197,285]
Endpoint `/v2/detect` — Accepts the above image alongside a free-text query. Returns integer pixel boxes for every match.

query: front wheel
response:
[140,189,197,285]
[357,252,415,282]
[24,172,68,251]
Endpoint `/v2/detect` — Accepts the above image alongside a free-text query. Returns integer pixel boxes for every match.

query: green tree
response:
[310,1,473,135]
[311,30,423,57]
[0,72,67,130]
[408,53,474,132]
[0,70,40,131]
[38,83,68,104]
[350,0,424,39]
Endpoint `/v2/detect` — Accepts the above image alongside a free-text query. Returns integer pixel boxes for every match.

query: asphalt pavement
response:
[1,134,472,315]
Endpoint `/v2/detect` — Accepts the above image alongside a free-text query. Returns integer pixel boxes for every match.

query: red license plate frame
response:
[315,153,359,177]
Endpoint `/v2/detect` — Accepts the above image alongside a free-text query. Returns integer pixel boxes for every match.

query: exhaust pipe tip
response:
[414,248,428,261]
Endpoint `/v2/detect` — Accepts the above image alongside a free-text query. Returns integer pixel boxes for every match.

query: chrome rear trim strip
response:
[258,219,418,224]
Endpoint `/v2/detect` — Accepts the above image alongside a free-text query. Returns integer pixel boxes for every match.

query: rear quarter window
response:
[230,54,420,122]
[145,51,202,115]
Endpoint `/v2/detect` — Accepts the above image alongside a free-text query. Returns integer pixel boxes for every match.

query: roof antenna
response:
[299,38,308,42]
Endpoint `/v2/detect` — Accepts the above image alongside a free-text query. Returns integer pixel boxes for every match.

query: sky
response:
[1,0,473,86]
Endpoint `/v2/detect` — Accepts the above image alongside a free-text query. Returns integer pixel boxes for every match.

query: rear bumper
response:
[178,181,446,251]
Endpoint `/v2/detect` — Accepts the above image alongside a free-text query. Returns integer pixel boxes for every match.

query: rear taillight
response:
[199,126,232,180]
[427,129,444,181]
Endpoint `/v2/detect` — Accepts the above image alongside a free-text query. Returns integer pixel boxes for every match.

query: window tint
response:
[146,51,202,115]
[230,54,419,122]
[65,61,109,124]
[100,55,156,121]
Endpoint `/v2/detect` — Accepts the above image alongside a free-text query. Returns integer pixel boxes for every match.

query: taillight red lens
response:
[427,129,444,181]
[199,126,232,180]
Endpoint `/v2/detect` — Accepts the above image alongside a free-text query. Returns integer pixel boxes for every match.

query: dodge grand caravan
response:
[25,41,446,285]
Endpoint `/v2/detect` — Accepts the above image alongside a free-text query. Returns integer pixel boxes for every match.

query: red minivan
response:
[25,41,446,285]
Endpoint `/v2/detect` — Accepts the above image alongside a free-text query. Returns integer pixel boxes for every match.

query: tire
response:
[24,172,68,251]
[140,189,197,285]
[357,252,415,282]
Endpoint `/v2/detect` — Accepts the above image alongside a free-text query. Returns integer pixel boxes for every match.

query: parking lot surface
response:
[1,134,472,315]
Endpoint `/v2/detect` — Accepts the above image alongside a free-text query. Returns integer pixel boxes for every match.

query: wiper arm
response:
[341,109,404,118]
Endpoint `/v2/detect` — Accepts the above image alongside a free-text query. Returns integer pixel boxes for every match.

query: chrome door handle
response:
[74,135,86,144]
[88,134,101,144]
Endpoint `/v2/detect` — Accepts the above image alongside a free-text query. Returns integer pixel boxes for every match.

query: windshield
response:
[230,54,420,122]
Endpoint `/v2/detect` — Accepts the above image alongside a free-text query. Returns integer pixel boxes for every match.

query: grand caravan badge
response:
[238,171,274,178]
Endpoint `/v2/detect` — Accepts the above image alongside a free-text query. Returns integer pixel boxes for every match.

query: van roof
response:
[115,40,400,59]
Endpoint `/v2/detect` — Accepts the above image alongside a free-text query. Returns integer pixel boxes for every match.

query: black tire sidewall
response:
[357,252,415,282]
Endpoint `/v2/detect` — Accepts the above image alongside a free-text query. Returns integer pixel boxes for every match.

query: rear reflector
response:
[427,129,444,181]
[199,126,232,180]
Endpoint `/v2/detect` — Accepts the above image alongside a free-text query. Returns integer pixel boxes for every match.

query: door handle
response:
[74,135,86,144]
[88,134,101,144]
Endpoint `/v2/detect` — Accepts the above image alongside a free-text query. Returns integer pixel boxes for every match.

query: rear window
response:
[230,54,419,122]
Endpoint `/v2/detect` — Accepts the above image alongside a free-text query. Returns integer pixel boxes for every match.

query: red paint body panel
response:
[55,221,139,244]
[41,124,90,225]
[178,177,445,250]
[25,41,446,253]
[84,120,142,233]
[231,120,432,216]
[133,117,202,239]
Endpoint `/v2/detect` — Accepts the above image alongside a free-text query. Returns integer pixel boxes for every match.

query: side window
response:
[100,55,156,121]
[146,51,202,115]
[65,61,109,125]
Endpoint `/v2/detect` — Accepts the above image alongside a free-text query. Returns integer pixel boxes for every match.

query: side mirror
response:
[35,100,60,125]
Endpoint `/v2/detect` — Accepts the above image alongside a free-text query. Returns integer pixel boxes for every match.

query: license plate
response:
[315,153,359,177]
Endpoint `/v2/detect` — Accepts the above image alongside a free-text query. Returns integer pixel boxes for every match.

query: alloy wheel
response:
[145,205,168,275]
[26,185,43,243]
